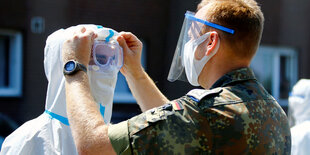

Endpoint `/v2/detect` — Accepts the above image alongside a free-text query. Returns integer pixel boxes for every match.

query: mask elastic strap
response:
[193,36,221,77]
[194,33,211,46]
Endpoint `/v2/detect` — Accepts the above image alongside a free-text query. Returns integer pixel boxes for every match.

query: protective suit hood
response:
[44,27,68,120]
[0,25,120,154]
[44,24,121,123]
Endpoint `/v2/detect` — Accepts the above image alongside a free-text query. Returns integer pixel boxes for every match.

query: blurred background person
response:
[289,79,310,155]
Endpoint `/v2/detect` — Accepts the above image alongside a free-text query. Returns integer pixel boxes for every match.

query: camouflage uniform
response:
[108,67,291,155]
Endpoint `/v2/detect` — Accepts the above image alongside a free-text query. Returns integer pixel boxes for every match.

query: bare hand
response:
[117,32,144,79]
[62,26,97,66]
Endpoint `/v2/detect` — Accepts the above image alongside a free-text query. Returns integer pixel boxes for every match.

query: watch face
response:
[65,61,76,71]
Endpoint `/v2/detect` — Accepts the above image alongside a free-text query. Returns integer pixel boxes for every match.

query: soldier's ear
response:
[206,31,219,56]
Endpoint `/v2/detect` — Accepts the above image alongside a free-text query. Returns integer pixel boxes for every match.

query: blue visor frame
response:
[185,12,235,34]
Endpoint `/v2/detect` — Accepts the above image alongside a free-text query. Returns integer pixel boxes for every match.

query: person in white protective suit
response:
[0,24,123,155]
[289,79,310,155]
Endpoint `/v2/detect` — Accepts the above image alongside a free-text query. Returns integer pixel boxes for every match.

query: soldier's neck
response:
[198,57,249,89]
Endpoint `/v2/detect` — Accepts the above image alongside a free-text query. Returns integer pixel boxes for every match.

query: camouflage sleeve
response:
[108,102,180,154]
[108,121,132,155]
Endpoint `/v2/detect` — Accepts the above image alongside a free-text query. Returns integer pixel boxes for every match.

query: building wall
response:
[0,0,309,126]
[276,0,310,78]
[0,0,28,124]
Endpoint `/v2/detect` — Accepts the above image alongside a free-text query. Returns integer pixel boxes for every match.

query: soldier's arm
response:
[117,32,169,112]
[63,27,116,155]
[65,72,116,155]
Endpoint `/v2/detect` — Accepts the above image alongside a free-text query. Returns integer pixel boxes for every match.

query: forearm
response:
[125,69,169,112]
[116,32,168,111]
[65,71,115,155]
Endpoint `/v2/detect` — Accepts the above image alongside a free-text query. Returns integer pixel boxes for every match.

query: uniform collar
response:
[211,67,257,89]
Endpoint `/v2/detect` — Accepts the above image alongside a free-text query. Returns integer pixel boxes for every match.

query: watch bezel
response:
[63,60,87,75]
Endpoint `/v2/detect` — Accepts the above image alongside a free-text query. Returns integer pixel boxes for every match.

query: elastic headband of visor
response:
[185,11,235,34]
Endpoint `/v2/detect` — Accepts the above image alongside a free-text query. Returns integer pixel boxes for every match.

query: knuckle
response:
[81,35,90,41]
[73,34,79,40]
[64,39,71,44]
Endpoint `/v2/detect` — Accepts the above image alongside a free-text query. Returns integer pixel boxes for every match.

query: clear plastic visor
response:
[167,11,234,82]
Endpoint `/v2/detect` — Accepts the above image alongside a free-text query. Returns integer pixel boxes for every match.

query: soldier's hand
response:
[117,32,144,79]
[62,26,97,67]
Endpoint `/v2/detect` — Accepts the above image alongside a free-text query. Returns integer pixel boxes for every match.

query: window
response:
[0,30,23,97]
[113,41,147,103]
[250,45,298,106]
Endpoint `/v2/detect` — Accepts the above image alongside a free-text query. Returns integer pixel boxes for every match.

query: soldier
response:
[62,0,291,154]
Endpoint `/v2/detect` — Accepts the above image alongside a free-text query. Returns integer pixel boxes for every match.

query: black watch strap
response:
[77,63,87,73]
[63,60,87,75]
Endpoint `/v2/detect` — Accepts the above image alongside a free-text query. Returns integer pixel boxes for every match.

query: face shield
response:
[89,27,123,73]
[167,11,234,83]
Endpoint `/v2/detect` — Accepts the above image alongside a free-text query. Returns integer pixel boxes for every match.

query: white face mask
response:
[183,32,220,86]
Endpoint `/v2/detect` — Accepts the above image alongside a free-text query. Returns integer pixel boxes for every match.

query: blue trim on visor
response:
[45,110,70,126]
[185,12,235,34]
[105,30,114,42]
[97,25,103,29]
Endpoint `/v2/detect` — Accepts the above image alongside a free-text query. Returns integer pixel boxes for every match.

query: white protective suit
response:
[289,79,310,155]
[0,25,120,155]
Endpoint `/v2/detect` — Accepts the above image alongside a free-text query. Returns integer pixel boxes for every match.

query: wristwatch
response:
[63,60,87,75]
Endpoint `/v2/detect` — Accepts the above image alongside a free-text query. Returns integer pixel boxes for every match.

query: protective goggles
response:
[89,27,123,72]
[167,11,234,82]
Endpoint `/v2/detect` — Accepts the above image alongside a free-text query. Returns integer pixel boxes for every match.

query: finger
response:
[92,33,98,40]
[72,26,85,36]
[90,32,97,45]
[120,32,142,47]
[120,32,138,41]
[83,29,95,39]
[117,36,130,53]
[80,26,86,33]
[120,67,126,76]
